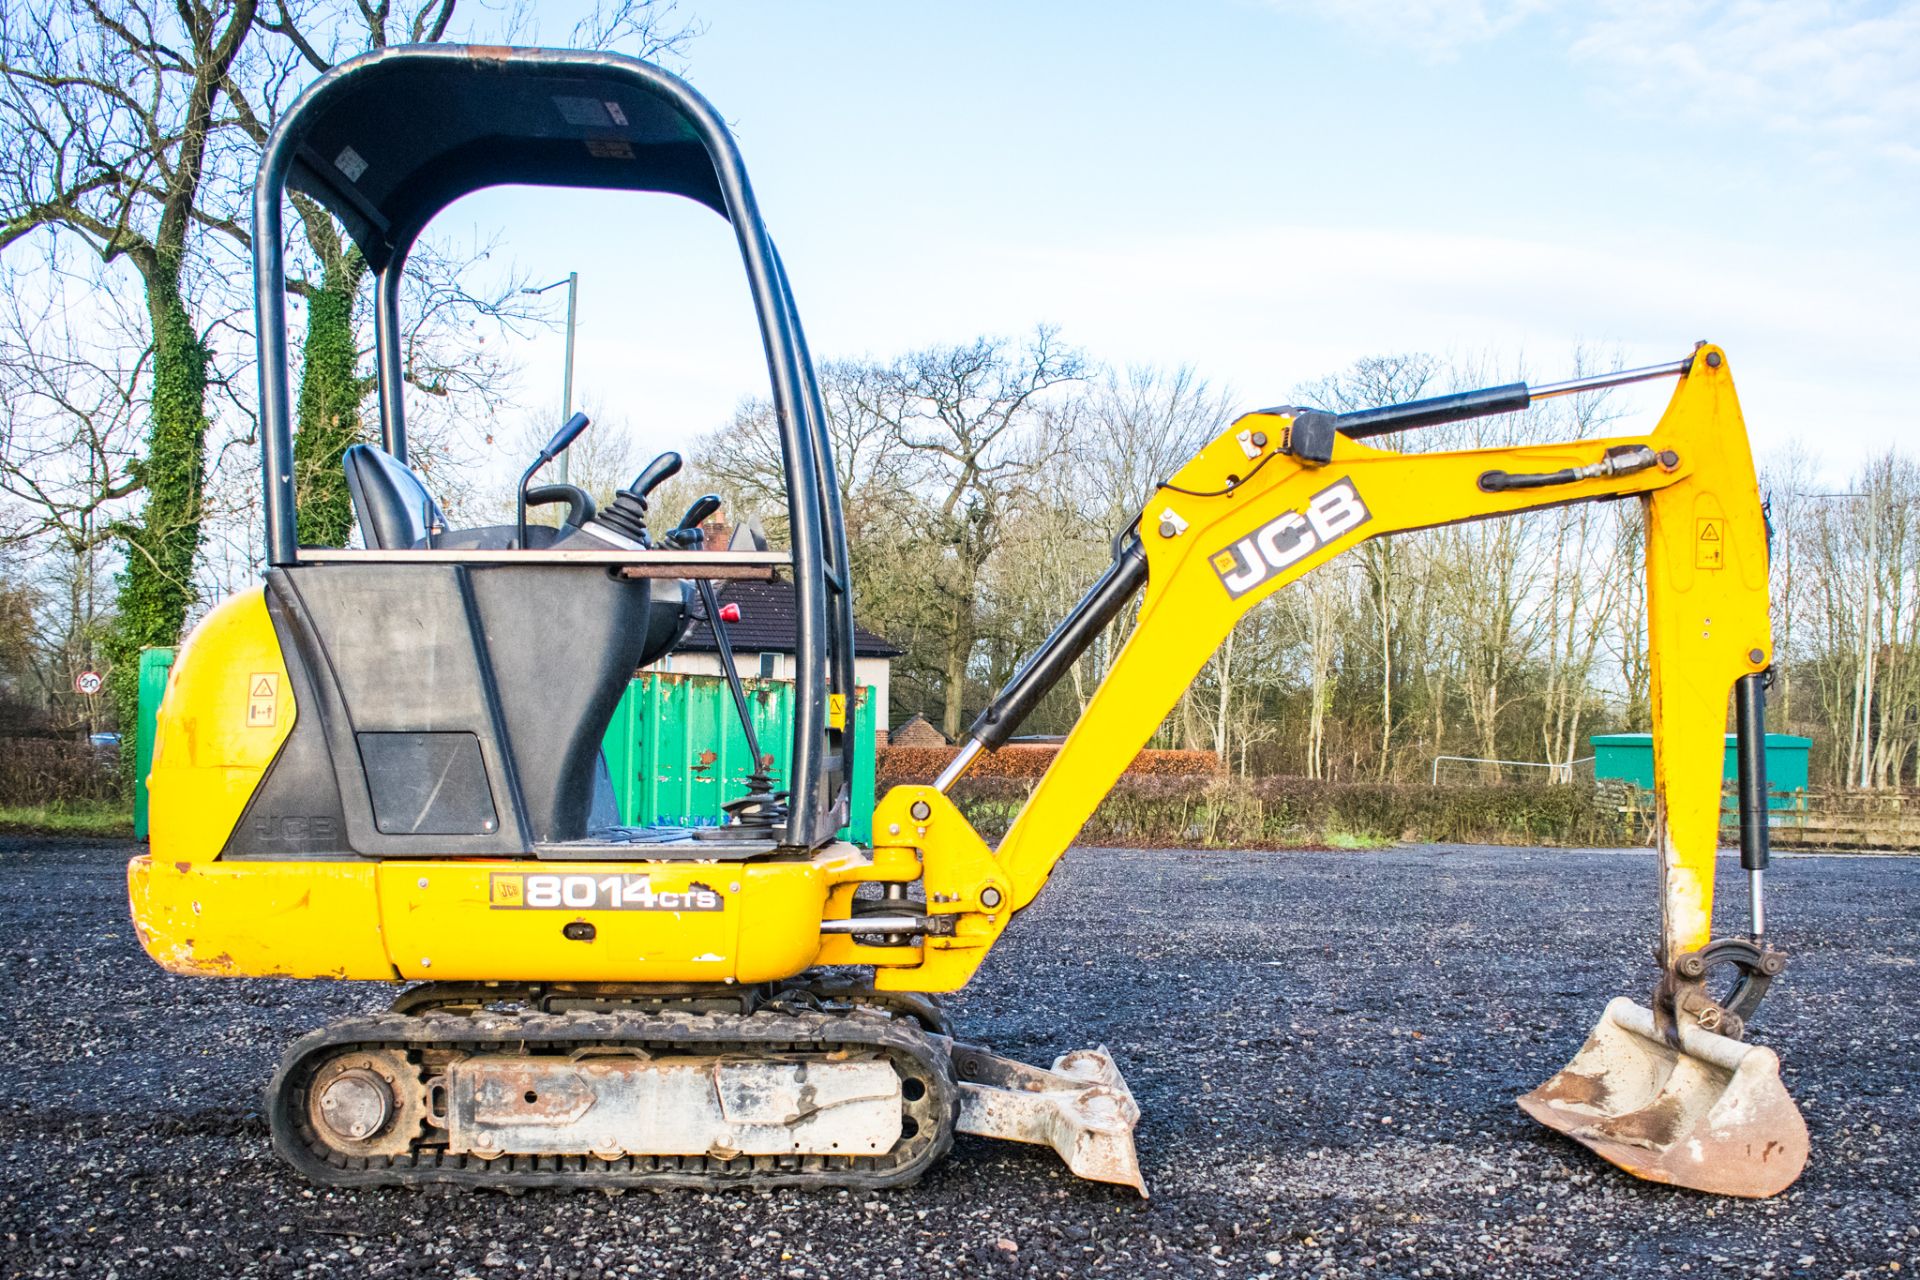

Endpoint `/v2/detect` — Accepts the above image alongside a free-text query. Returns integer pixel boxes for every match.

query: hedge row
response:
[877,745,1216,788]
[939,774,1634,848]
[0,739,127,807]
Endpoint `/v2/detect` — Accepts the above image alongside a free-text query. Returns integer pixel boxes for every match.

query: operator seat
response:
[343,443,566,551]
[342,444,446,549]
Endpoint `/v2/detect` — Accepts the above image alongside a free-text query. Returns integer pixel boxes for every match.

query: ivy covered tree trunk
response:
[0,0,261,807]
[292,247,370,547]
[103,272,210,747]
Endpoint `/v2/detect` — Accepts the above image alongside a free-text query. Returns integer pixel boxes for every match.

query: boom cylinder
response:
[1312,356,1697,443]
[1734,672,1771,937]
[936,536,1149,791]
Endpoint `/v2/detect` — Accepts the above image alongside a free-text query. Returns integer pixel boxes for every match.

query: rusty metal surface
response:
[1519,996,1808,1199]
[302,1049,428,1158]
[445,1053,903,1160]
[950,1041,1147,1197]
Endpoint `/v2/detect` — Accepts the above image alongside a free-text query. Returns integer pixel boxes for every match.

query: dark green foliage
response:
[292,252,369,547]
[103,280,208,749]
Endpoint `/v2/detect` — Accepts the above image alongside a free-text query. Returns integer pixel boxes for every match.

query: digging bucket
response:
[1519,996,1807,1198]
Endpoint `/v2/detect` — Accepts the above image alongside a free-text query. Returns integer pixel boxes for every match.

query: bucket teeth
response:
[947,1041,1147,1196]
[1519,997,1808,1198]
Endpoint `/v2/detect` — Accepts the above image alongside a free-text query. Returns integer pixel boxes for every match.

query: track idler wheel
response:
[304,1049,430,1158]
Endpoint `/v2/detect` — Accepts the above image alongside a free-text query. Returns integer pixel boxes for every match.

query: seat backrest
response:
[342,444,447,550]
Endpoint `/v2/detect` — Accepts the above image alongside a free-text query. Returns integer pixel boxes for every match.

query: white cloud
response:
[1571,1,1920,162]
[1270,0,1555,54]
[1271,0,1920,161]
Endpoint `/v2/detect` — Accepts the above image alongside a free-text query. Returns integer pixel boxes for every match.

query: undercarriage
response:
[271,982,1145,1194]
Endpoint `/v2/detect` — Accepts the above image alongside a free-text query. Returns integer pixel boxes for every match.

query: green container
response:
[601,673,876,842]
[133,653,873,843]
[133,646,178,839]
[1590,732,1811,810]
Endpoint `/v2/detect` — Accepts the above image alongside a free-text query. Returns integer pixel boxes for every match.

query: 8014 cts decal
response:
[1209,477,1373,599]
[490,873,723,912]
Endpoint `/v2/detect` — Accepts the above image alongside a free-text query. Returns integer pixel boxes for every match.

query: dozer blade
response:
[1519,996,1807,1198]
[948,1041,1147,1196]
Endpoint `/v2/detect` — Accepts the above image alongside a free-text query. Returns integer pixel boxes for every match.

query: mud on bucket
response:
[1519,996,1807,1198]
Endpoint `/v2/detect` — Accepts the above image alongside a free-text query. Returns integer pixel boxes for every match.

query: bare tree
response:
[866,329,1088,737]
[1,0,262,731]
[1293,353,1437,777]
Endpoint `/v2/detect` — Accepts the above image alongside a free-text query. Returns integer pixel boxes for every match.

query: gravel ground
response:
[0,837,1913,1280]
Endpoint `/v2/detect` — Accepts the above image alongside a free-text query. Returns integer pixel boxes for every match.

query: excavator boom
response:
[849,345,1806,1196]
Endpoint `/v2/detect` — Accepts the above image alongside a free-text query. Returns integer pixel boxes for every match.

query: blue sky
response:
[444,0,1917,479]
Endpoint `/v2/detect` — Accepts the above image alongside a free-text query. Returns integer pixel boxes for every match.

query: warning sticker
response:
[1696,518,1725,570]
[247,673,279,728]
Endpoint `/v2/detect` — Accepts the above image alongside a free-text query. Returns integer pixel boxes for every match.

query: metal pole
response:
[560,271,577,486]
[522,273,581,485]
[373,262,409,461]
[934,738,986,793]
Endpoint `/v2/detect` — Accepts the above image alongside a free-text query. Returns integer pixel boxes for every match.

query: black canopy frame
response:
[251,44,856,847]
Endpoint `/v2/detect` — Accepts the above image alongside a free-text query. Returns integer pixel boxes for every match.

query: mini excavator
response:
[130,45,1808,1199]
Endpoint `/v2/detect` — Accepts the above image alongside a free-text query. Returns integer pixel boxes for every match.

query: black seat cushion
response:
[343,444,448,549]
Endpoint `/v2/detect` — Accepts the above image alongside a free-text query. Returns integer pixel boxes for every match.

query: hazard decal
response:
[1696,517,1725,570]
[247,673,279,727]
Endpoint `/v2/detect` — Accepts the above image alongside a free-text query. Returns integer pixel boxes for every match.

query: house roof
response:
[680,578,903,659]
[888,712,951,746]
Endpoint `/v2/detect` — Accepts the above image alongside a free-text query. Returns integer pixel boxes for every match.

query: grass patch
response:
[1318,828,1396,850]
[0,800,134,838]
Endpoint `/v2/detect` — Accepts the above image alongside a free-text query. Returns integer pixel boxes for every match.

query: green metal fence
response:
[599,673,876,842]
[132,646,177,840]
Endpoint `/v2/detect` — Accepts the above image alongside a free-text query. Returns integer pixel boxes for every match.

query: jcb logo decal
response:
[1210,479,1373,599]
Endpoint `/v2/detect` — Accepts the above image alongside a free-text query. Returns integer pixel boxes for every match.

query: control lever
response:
[675,493,722,533]
[667,496,787,836]
[516,412,592,548]
[591,451,683,548]
[525,483,596,529]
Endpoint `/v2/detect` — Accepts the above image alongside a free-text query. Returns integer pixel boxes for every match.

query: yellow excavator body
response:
[128,42,1806,1200]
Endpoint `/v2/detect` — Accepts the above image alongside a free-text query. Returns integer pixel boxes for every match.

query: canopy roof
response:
[273,45,732,271]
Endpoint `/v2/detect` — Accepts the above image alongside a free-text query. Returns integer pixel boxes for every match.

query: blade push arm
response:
[867,346,1770,994]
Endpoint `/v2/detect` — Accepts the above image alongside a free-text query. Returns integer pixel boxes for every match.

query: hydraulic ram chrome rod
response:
[1526,356,1697,402]
[1335,355,1695,440]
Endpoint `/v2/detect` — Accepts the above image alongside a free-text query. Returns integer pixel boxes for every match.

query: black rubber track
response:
[268,1007,957,1191]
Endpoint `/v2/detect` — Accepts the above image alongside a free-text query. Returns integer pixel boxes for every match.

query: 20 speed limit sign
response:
[73,671,103,696]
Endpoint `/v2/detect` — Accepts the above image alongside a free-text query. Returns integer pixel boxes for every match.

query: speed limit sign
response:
[74,670,103,696]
